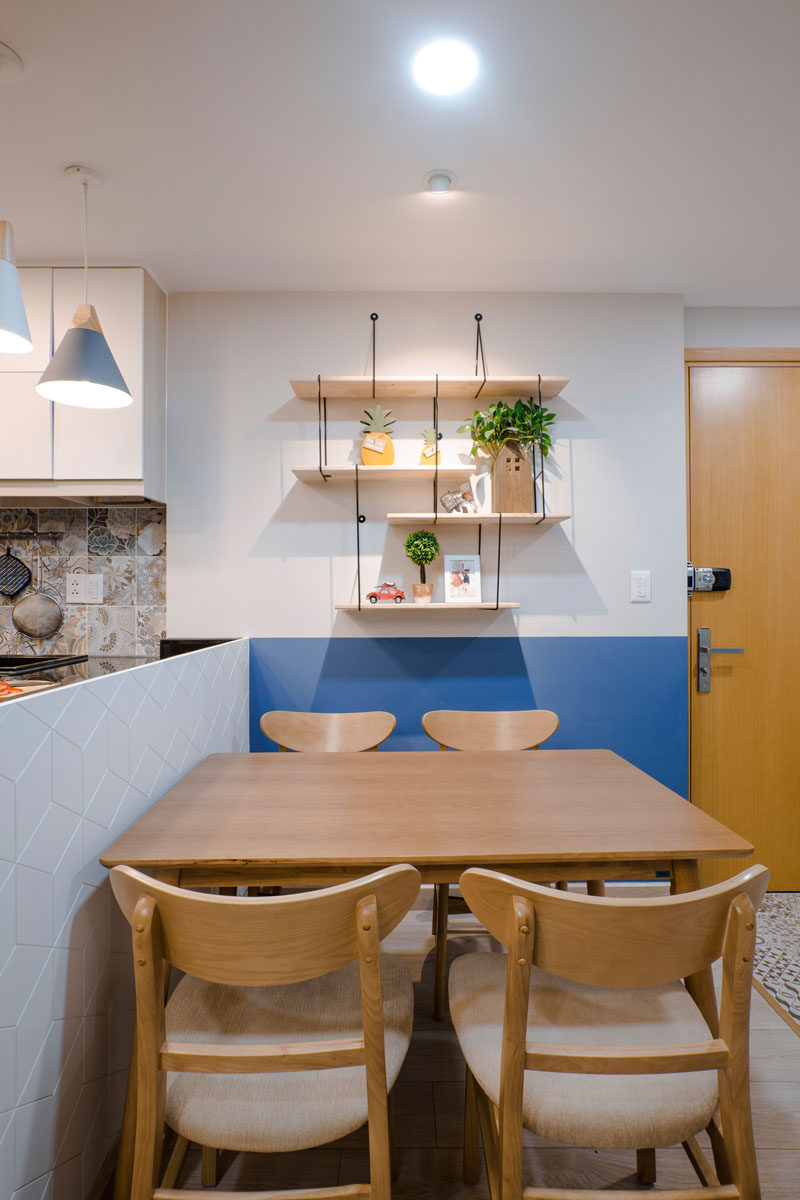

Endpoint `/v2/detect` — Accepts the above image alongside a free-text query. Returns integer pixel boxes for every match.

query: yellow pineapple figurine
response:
[360,403,396,466]
[419,425,441,466]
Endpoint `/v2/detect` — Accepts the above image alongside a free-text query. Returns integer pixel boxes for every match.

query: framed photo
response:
[444,554,481,603]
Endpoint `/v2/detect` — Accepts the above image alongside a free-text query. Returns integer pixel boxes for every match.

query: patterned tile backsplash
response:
[0,506,166,657]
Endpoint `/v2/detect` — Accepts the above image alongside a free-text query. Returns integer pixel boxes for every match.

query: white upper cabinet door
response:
[52,267,145,480]
[0,374,53,478]
[0,268,52,372]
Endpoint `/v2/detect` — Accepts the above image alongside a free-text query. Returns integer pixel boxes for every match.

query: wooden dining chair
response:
[110,861,421,1200]
[261,709,396,752]
[420,708,575,1020]
[449,863,769,1200]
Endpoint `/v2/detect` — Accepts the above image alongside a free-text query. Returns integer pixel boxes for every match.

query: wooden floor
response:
[171,885,800,1197]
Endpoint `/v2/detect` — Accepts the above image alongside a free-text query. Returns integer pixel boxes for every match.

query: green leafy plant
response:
[404,529,440,584]
[458,399,556,460]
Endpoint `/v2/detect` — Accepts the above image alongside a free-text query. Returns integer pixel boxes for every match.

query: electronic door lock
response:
[687,562,732,596]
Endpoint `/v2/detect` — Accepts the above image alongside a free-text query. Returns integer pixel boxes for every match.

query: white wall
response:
[686,306,800,347]
[167,292,687,638]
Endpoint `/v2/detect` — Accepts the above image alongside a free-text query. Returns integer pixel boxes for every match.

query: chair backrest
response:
[457,865,769,1200]
[421,709,559,752]
[110,862,420,985]
[460,864,769,989]
[260,709,396,752]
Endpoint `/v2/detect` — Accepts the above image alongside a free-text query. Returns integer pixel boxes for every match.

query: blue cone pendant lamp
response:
[36,168,131,409]
[0,220,33,355]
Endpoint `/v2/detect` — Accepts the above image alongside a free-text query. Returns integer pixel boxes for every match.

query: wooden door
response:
[688,358,800,889]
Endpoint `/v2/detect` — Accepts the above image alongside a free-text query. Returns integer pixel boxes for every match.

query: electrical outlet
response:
[66,573,104,603]
[629,569,651,603]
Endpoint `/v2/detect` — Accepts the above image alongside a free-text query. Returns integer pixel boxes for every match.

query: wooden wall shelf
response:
[292,465,475,483]
[385,512,570,527]
[291,375,568,402]
[335,602,520,613]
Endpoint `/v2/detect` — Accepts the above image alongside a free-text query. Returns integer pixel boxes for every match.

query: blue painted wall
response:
[249,636,688,796]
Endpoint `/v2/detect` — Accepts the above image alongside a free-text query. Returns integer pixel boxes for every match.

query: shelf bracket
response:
[317,374,330,481]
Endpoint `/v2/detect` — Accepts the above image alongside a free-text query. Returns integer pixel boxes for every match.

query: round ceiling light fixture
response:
[412,38,478,95]
[425,169,457,195]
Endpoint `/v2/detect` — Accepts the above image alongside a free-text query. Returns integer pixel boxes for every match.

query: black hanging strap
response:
[317,374,330,481]
[474,313,487,399]
[495,512,503,610]
[370,313,378,399]
[432,374,439,524]
[354,463,366,610]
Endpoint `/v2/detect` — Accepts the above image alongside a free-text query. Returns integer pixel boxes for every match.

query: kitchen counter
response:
[0,638,249,1196]
[0,654,161,699]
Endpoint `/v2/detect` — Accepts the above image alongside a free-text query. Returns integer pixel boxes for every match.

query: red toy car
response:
[367,582,405,604]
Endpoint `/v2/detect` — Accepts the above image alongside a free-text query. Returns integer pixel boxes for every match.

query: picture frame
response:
[444,554,481,603]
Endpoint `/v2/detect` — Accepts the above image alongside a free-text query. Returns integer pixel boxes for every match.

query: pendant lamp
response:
[0,220,33,354]
[36,166,131,409]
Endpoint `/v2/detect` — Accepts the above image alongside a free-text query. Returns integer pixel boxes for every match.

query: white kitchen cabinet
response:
[0,374,52,478]
[51,267,166,500]
[0,268,52,373]
[0,267,166,499]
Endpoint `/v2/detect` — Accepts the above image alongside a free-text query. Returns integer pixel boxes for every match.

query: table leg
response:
[434,882,450,1021]
[671,859,720,1036]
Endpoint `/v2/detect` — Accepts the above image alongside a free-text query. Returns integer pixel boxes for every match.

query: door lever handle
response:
[697,628,743,692]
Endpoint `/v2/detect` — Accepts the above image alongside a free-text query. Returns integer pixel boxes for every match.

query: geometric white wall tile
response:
[0,639,249,1197]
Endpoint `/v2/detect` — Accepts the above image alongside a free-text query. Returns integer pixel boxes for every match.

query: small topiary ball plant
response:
[404,529,440,584]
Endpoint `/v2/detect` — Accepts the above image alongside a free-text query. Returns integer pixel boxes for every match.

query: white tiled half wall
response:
[0,639,249,1199]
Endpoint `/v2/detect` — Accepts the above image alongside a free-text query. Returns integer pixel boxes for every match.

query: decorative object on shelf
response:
[360,403,396,465]
[439,482,477,514]
[444,554,481,603]
[459,396,556,513]
[419,425,441,465]
[0,218,32,354]
[36,166,132,409]
[404,529,440,605]
[366,582,405,605]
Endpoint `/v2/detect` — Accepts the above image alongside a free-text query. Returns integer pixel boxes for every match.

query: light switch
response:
[630,570,651,603]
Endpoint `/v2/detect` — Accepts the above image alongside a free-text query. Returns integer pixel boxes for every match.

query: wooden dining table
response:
[102,748,755,1198]
[101,747,753,1021]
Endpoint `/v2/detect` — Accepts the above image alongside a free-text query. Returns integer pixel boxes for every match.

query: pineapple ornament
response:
[360,403,396,465]
[419,425,441,466]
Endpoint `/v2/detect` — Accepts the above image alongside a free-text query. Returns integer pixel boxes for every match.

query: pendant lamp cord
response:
[82,180,89,304]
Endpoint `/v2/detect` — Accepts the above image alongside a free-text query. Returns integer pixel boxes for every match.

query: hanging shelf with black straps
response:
[292,312,570,612]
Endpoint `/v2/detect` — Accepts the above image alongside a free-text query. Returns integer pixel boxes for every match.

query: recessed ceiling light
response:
[412,39,478,95]
[425,169,457,194]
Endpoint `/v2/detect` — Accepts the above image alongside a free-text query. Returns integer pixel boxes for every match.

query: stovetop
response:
[0,654,89,677]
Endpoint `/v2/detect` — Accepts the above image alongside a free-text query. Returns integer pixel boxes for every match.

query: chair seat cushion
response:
[449,952,719,1149]
[164,954,413,1153]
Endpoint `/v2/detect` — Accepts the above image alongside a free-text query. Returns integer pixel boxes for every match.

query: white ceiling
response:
[3,0,800,302]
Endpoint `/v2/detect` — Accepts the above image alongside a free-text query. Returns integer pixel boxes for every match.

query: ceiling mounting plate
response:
[64,165,104,188]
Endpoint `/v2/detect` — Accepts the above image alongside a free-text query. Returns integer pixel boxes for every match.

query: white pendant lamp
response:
[36,165,131,409]
[0,220,33,354]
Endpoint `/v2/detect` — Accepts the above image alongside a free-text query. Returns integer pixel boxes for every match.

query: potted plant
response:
[404,529,440,604]
[458,398,556,513]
